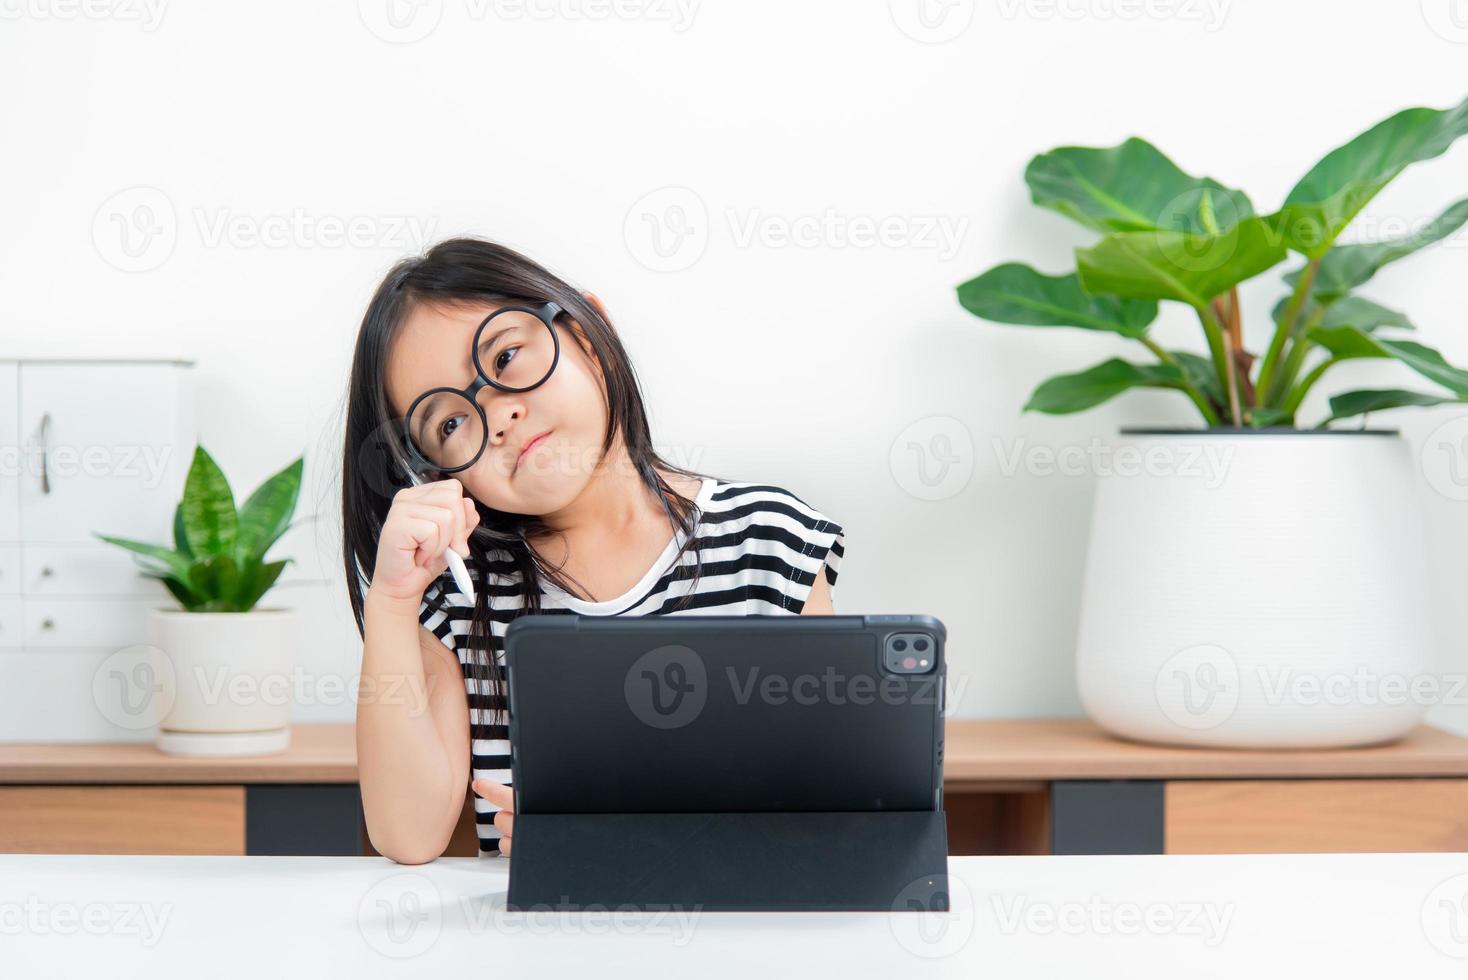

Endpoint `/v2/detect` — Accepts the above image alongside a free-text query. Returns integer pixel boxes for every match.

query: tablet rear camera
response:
[885,633,936,673]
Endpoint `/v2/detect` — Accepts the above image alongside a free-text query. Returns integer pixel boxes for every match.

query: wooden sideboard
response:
[4,719,1468,856]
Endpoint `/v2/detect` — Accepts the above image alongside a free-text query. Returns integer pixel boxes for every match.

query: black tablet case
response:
[503,614,949,912]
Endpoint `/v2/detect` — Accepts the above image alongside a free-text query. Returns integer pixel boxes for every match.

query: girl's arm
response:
[358,595,471,864]
[801,567,835,615]
[356,480,479,864]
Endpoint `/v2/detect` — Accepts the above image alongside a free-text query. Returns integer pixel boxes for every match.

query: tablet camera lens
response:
[885,632,935,673]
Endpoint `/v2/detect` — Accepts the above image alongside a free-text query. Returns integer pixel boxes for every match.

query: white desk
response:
[4,852,1468,977]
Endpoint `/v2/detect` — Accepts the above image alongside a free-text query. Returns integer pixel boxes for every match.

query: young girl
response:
[341,238,845,863]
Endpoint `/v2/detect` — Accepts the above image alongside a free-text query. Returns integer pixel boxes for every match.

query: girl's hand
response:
[369,478,481,605]
[473,779,515,856]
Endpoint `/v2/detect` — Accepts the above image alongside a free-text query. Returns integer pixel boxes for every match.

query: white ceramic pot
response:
[1076,430,1437,749]
[146,608,300,756]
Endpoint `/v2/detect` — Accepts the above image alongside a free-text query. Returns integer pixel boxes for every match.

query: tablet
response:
[503,613,950,912]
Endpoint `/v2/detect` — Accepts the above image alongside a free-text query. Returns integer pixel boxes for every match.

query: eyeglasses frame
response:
[401,299,564,476]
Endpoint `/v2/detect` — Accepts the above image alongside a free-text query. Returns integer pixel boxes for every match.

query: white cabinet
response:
[1,359,195,741]
[0,363,19,542]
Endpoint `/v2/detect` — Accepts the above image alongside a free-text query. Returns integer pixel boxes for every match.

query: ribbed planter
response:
[1076,429,1437,749]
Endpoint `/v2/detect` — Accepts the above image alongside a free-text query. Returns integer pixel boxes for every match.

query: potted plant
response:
[958,95,1468,749]
[96,447,305,756]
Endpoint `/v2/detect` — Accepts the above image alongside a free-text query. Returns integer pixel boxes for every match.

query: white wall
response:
[3,0,1467,730]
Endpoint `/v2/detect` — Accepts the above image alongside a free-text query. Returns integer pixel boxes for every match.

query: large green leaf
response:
[1325,388,1460,423]
[1172,350,1225,408]
[956,263,1157,337]
[1026,138,1255,233]
[1075,216,1287,306]
[235,457,303,565]
[1273,96,1468,257]
[180,446,238,558]
[1273,295,1415,333]
[1308,326,1468,395]
[1024,358,1185,414]
[1283,197,1468,302]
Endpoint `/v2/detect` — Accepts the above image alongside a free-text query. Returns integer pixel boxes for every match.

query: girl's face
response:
[385,296,611,516]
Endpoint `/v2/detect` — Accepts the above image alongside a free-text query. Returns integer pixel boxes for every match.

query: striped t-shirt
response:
[416,475,846,856]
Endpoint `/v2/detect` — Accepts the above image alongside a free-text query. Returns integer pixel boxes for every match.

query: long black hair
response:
[341,237,710,714]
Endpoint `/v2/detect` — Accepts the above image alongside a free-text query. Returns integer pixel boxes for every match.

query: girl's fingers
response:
[403,517,446,568]
[492,809,514,838]
[473,779,514,811]
[402,503,463,563]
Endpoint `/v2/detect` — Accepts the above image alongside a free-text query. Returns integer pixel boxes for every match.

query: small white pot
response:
[146,607,300,756]
[1076,430,1437,749]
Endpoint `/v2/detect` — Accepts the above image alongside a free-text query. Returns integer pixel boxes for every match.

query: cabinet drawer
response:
[0,597,21,648]
[0,786,245,854]
[22,598,156,648]
[0,547,18,595]
[17,361,193,544]
[21,543,171,597]
[1165,779,1468,853]
[0,361,16,542]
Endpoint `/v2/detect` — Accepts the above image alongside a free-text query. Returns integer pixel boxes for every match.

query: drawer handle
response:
[41,618,54,631]
[36,412,52,495]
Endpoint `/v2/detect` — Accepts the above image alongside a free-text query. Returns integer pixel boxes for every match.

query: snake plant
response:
[96,446,303,612]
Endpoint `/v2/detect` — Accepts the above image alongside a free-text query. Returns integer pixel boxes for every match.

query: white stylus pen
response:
[409,469,476,603]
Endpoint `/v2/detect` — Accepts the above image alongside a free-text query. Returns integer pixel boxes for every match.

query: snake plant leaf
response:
[172,503,193,559]
[1025,138,1256,234]
[91,532,192,586]
[1273,295,1415,333]
[956,263,1158,337]
[1325,388,1461,423]
[1308,326,1468,395]
[180,446,238,558]
[189,554,241,611]
[1075,216,1287,307]
[1024,358,1185,414]
[155,574,201,611]
[1272,97,1468,258]
[234,559,291,613]
[1283,197,1468,302]
[235,457,303,565]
